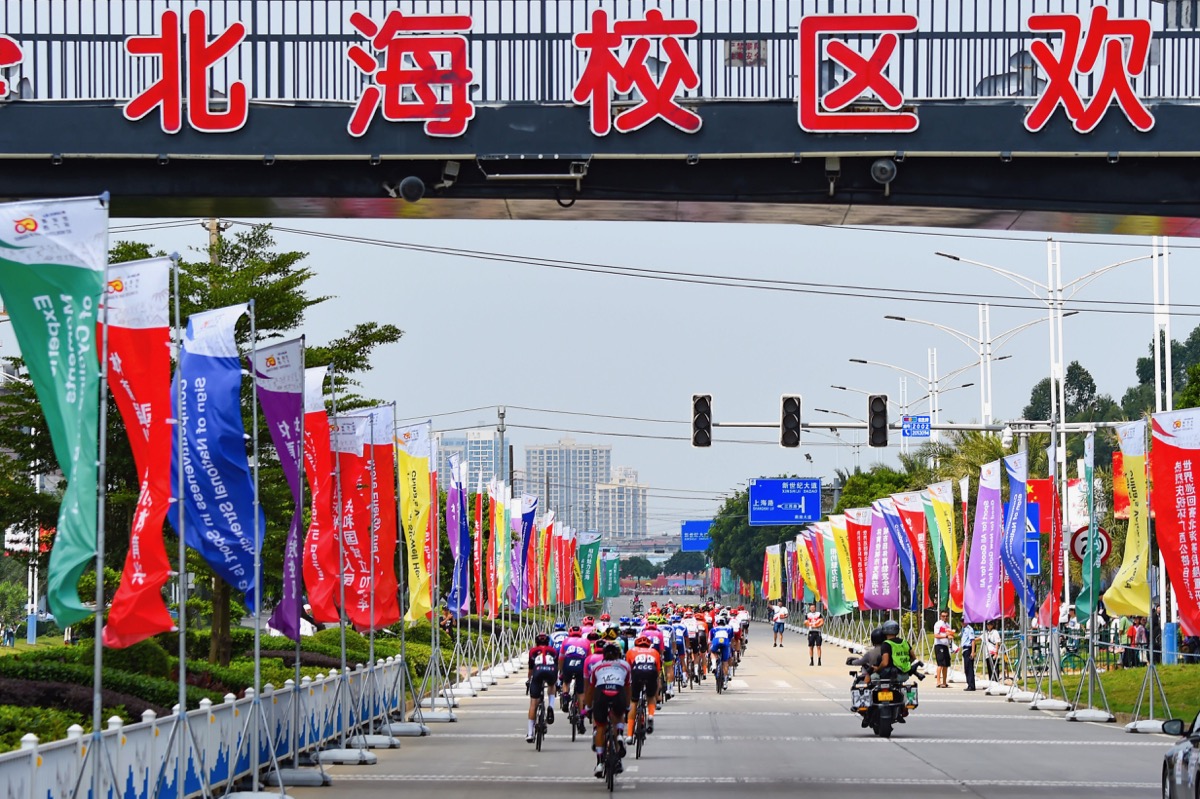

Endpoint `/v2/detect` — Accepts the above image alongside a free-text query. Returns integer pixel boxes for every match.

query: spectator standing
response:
[1121,618,1138,668]
[771,602,787,647]
[1134,617,1148,666]
[932,610,954,687]
[984,621,1001,682]
[804,603,823,666]
[960,624,978,691]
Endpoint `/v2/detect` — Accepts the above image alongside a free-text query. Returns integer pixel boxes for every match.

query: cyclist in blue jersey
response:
[709,613,735,688]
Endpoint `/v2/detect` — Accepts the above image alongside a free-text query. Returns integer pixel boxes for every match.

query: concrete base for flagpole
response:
[348,734,400,749]
[948,670,966,683]
[1066,708,1115,722]
[228,790,294,799]
[467,676,489,690]
[419,695,460,708]
[985,682,1010,696]
[263,768,332,788]
[314,749,377,765]
[1030,697,1072,711]
[1124,719,1167,734]
[1007,689,1042,702]
[448,683,478,697]
[411,709,456,722]
[381,721,431,737]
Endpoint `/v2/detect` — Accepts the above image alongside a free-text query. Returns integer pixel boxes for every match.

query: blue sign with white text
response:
[902,415,931,438]
[748,478,821,526]
[1025,537,1041,576]
[681,520,713,552]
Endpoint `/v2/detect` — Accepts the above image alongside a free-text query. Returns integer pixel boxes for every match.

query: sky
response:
[95,216,1200,535]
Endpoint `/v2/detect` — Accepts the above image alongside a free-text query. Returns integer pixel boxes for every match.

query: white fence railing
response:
[0,656,409,799]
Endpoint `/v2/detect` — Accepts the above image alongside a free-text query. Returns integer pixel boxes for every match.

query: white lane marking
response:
[422,733,1164,746]
[728,679,750,690]
[333,775,1157,788]
[772,680,792,688]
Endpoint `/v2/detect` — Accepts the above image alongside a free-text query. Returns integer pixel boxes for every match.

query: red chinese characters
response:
[0,35,21,98]
[572,9,702,136]
[124,9,248,134]
[798,14,919,133]
[1025,7,1155,134]
[346,10,475,138]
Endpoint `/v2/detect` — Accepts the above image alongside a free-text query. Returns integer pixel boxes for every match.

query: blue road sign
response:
[902,415,931,438]
[681,520,713,552]
[1025,537,1041,576]
[748,478,821,526]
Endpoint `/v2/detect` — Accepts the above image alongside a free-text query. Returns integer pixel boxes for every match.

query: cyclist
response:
[584,643,632,778]
[671,615,688,683]
[695,610,710,679]
[710,614,734,687]
[625,635,661,742]
[583,636,607,683]
[558,625,590,720]
[526,632,558,743]
[580,615,596,638]
[596,612,613,635]
[550,621,570,651]
[736,605,750,646]
[620,625,638,654]
[681,610,699,677]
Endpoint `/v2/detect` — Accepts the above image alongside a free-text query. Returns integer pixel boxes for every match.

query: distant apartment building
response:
[522,437,612,531]
[596,466,648,540]
[433,428,504,491]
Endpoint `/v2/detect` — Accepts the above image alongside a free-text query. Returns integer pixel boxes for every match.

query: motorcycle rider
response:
[875,620,922,723]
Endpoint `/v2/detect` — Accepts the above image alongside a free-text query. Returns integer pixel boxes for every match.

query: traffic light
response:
[780,395,802,448]
[691,394,712,447]
[868,394,889,448]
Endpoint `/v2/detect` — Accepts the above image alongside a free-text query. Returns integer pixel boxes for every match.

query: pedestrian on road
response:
[960,624,978,691]
[771,602,787,647]
[804,603,823,665]
[932,610,954,687]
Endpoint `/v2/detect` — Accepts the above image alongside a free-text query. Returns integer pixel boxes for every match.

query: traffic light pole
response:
[713,420,1127,434]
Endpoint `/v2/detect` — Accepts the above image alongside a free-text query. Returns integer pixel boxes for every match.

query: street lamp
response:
[848,354,981,444]
[884,307,1074,426]
[935,241,1156,613]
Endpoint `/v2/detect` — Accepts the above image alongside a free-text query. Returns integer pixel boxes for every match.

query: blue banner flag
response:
[1001,452,1036,616]
[879,498,920,611]
[169,304,266,610]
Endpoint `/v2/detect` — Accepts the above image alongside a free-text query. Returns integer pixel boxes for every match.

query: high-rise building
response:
[523,437,611,531]
[434,428,504,491]
[596,466,648,540]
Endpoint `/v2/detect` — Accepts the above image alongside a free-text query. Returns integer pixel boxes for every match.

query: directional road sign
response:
[1025,537,1041,576]
[748,478,821,526]
[681,520,714,552]
[901,415,931,438]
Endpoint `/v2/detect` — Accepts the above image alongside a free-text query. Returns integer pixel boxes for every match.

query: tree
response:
[1176,362,1200,410]
[619,556,660,579]
[1022,360,1098,421]
[834,464,910,514]
[661,550,706,575]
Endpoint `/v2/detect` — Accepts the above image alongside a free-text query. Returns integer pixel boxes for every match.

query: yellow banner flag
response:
[396,422,433,622]
[796,534,820,597]
[765,544,782,601]
[1104,420,1151,616]
[830,515,857,603]
[929,481,959,610]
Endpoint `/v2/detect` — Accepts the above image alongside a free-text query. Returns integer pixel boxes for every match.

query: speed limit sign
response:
[1070,526,1112,565]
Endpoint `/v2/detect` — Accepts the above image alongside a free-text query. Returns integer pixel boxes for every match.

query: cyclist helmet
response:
[603,643,623,659]
[635,636,651,647]
[600,613,612,622]
[644,620,658,630]
[683,610,693,618]
[569,625,582,635]
[583,615,595,624]
[593,641,607,654]
[881,619,901,636]
[619,616,630,625]
[553,621,567,631]
[633,617,644,626]
[603,628,619,641]
[535,632,550,645]
[587,631,602,641]
[622,627,637,638]
[670,615,682,622]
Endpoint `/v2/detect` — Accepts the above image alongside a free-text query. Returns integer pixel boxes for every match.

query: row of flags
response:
[753,416,1200,636]
[0,196,616,650]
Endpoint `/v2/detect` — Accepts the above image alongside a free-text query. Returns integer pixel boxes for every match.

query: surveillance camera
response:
[399,176,425,203]
[870,158,898,185]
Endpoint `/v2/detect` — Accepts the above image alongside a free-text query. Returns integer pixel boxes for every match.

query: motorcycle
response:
[847,657,921,738]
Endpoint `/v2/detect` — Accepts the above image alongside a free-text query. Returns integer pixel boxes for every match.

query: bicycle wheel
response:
[605,727,618,792]
[1061,652,1086,674]
[569,700,578,742]
[535,700,545,752]
[635,700,646,759]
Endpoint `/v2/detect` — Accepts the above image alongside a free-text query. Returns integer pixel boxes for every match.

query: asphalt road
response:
[294,599,1170,798]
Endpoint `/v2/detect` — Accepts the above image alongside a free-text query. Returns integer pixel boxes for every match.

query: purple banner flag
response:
[1001,452,1036,617]
[963,460,1003,623]
[446,457,471,616]
[255,338,305,641]
[860,502,899,610]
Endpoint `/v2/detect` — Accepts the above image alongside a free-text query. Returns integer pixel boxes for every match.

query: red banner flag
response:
[892,493,933,609]
[474,484,484,616]
[100,258,174,649]
[361,408,400,629]
[1151,411,1200,635]
[301,367,338,623]
[845,508,872,605]
[332,417,375,628]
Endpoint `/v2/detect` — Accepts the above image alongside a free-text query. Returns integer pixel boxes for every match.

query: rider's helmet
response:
[535,632,551,645]
[644,620,658,630]
[600,613,612,622]
[869,627,887,646]
[553,621,567,631]
[569,625,582,635]
[603,628,619,641]
[683,610,693,618]
[619,616,630,625]
[603,643,623,659]
[593,641,607,654]
[587,631,602,642]
[634,636,651,647]
[583,615,595,625]
[622,626,637,638]
[881,620,901,637]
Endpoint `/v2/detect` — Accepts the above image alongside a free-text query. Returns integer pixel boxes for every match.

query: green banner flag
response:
[821,528,852,616]
[0,197,107,626]
[600,556,620,598]
[1076,433,1102,620]
[923,492,950,610]
[577,533,601,602]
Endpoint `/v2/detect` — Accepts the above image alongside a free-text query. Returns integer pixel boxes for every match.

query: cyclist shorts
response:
[592,692,629,727]
[528,671,556,698]
[561,666,585,695]
[631,672,658,700]
[710,642,732,662]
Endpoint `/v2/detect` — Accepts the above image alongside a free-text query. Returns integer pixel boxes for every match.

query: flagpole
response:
[90,217,113,799]
[172,255,189,799]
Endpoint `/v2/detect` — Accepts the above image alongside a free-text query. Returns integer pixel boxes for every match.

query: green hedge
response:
[0,658,222,710]
[0,705,86,753]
